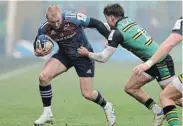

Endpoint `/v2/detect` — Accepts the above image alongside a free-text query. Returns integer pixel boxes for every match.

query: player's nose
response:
[55,22,59,27]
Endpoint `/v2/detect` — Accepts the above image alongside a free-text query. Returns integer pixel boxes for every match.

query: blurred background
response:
[0,1,182,73]
[0,1,182,126]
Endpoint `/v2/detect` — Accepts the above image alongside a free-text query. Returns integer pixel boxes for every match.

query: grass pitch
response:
[0,61,182,126]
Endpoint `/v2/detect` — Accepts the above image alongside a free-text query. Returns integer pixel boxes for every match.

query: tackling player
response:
[133,17,182,126]
[34,5,116,126]
[77,4,177,126]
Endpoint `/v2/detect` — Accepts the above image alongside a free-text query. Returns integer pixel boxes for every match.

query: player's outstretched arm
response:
[147,33,182,67]
[103,23,111,31]
[74,12,110,39]
[86,18,110,39]
[133,33,182,76]
[78,46,116,63]
[78,29,122,63]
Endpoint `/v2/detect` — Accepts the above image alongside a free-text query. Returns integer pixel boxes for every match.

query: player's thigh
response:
[166,74,183,96]
[73,57,95,92]
[125,72,153,89]
[172,74,183,94]
[160,82,182,103]
[40,52,71,79]
[40,58,67,79]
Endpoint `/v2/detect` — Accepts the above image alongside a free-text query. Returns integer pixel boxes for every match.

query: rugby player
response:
[77,3,176,126]
[34,5,116,126]
[133,17,182,126]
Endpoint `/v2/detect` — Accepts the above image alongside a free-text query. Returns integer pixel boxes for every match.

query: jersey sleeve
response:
[36,27,43,37]
[33,26,44,50]
[64,11,90,27]
[172,17,182,35]
[108,30,124,48]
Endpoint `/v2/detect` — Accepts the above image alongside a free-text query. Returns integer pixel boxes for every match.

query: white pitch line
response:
[0,63,41,81]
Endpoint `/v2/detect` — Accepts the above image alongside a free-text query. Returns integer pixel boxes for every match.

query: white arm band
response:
[145,59,153,67]
[88,46,116,63]
[103,22,111,31]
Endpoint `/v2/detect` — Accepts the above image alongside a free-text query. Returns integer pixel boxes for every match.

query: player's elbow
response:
[99,56,109,63]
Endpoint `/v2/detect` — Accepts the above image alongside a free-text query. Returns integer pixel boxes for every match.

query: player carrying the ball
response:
[34,5,116,126]
[78,3,179,126]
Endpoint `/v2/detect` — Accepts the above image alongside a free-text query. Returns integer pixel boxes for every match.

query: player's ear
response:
[111,15,115,21]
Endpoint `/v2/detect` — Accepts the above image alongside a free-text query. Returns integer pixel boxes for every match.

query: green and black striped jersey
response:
[108,17,164,62]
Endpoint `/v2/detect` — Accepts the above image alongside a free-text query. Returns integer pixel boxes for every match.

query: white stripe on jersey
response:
[65,12,77,18]
[108,30,115,41]
[173,19,183,30]
[40,22,48,29]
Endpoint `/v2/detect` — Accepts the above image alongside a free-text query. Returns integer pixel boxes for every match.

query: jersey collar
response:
[115,17,128,27]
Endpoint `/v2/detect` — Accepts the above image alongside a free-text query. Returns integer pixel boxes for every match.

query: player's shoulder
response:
[38,21,49,32]
[63,11,76,17]
[117,17,138,31]
[173,17,182,27]
[62,11,77,21]
[119,17,135,25]
[62,10,88,25]
[172,16,182,35]
[108,28,123,40]
[36,21,50,36]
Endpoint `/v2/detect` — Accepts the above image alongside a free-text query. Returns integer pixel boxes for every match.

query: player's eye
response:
[50,20,60,24]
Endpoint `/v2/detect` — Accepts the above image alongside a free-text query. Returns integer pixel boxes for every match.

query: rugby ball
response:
[36,34,54,51]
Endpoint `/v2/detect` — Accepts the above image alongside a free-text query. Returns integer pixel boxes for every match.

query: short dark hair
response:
[103,3,124,18]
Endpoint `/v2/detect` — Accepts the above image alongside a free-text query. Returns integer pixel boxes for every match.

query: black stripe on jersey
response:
[161,75,171,80]
[156,61,166,67]
[108,30,124,48]
[133,29,145,40]
[178,74,183,83]
[123,22,137,32]
[145,39,153,46]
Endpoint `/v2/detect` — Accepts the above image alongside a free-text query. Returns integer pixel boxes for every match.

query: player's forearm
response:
[88,18,110,39]
[146,33,182,67]
[88,46,116,63]
[89,52,108,63]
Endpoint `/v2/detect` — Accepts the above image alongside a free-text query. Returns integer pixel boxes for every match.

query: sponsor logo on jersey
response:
[77,13,87,21]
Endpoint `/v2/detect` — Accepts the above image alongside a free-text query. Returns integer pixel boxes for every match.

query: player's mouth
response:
[53,25,60,29]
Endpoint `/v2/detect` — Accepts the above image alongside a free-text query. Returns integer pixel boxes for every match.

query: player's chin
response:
[53,26,60,29]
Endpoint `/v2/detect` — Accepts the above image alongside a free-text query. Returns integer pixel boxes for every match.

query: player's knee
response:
[124,85,134,94]
[175,99,182,107]
[160,91,167,102]
[82,91,93,100]
[39,72,52,84]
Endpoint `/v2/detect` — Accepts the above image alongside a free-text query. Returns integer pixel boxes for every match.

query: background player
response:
[133,17,182,126]
[34,5,116,126]
[77,3,176,126]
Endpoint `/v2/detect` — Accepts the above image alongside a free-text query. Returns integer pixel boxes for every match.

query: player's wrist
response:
[145,59,153,67]
[88,52,92,57]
